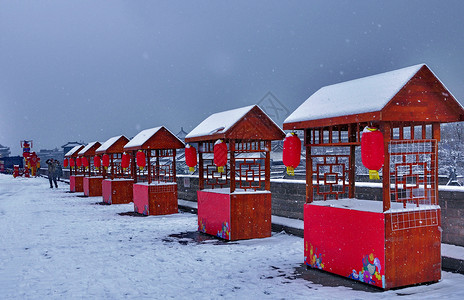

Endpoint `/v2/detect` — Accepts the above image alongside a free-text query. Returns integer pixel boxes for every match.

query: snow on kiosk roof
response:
[77,141,101,156]
[95,135,130,154]
[124,126,184,151]
[185,105,285,143]
[284,64,464,130]
[64,145,84,158]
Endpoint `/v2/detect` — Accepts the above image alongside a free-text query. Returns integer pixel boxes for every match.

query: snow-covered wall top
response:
[186,105,255,139]
[78,141,99,155]
[124,127,162,149]
[96,135,123,153]
[64,145,82,157]
[284,64,425,124]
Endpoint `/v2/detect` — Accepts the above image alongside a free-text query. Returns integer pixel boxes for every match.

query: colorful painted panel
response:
[304,203,386,288]
[133,184,149,215]
[197,190,231,240]
[70,175,84,193]
[102,179,112,204]
[83,177,103,197]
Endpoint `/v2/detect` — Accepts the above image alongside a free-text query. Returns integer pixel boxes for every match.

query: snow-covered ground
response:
[1,174,464,299]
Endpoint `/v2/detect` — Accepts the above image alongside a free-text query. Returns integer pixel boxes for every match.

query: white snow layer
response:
[1,174,464,299]
[78,141,99,155]
[64,145,83,157]
[185,105,255,139]
[96,135,124,153]
[284,64,424,124]
[124,126,162,149]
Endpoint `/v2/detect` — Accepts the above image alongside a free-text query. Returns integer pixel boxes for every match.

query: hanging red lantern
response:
[283,132,301,176]
[76,157,82,167]
[94,155,101,170]
[214,139,227,173]
[70,158,75,168]
[121,152,130,171]
[185,144,197,172]
[361,127,385,180]
[63,158,69,168]
[136,150,146,170]
[102,154,110,170]
[82,156,89,169]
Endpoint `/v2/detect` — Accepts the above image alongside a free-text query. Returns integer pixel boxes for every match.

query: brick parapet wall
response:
[176,174,464,247]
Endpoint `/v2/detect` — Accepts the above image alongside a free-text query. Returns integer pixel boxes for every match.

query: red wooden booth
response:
[78,141,102,197]
[124,126,184,216]
[65,145,85,192]
[283,64,464,289]
[95,135,133,204]
[185,105,285,241]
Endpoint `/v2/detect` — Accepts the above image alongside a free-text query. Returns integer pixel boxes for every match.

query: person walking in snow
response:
[55,160,63,181]
[46,158,58,188]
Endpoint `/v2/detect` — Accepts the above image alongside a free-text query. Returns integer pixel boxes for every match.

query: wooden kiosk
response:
[78,141,103,197]
[65,144,85,193]
[185,105,285,241]
[124,126,184,216]
[283,64,464,289]
[95,135,133,204]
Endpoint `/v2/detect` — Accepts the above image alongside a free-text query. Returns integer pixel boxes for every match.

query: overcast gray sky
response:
[1,0,464,155]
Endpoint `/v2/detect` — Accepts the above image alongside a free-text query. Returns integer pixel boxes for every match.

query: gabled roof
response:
[78,141,101,156]
[64,145,84,157]
[185,105,285,143]
[284,64,464,129]
[95,135,130,154]
[124,126,184,151]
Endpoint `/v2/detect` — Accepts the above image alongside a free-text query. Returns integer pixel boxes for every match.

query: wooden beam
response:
[382,122,391,212]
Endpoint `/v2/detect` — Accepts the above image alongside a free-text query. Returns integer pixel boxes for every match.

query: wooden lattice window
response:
[310,147,352,201]
[389,139,437,207]
[200,141,228,189]
[135,149,176,183]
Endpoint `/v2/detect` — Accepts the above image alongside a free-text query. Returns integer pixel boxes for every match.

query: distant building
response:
[61,141,85,157]
[176,127,188,142]
[0,156,23,169]
[0,143,11,158]
[38,148,64,165]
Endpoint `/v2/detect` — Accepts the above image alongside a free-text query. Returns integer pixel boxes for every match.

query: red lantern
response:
[185,144,197,172]
[136,150,146,170]
[82,156,89,169]
[214,140,227,173]
[63,158,69,168]
[361,127,384,180]
[121,152,130,171]
[94,155,101,169]
[102,154,110,170]
[76,157,82,167]
[283,132,301,176]
[70,158,75,168]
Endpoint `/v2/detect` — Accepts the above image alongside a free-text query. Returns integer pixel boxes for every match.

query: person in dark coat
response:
[46,158,58,188]
[55,161,63,181]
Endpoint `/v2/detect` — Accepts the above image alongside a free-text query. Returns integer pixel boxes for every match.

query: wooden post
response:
[305,129,313,203]
[382,122,391,212]
[198,142,204,190]
[265,140,271,191]
[229,140,236,193]
[172,149,176,183]
[432,124,440,205]
[155,149,160,182]
[110,154,114,180]
[348,124,356,199]
[131,151,137,183]
[147,150,151,184]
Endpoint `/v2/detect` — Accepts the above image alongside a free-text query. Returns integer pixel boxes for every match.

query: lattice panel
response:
[149,184,177,194]
[389,140,437,208]
[237,158,264,191]
[151,164,173,183]
[203,159,228,188]
[389,209,439,231]
[311,149,351,200]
